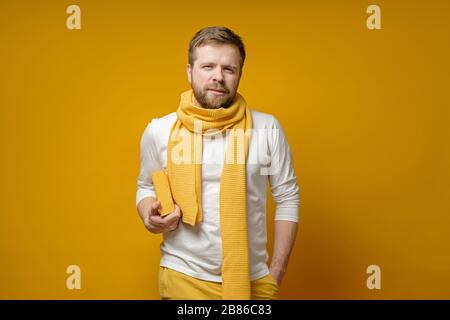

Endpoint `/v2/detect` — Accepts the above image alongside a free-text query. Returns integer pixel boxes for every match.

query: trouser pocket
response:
[158,267,169,299]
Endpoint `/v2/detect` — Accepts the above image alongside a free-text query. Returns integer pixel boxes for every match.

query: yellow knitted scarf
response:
[167,89,252,299]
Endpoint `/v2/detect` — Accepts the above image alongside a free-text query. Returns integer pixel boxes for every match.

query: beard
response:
[191,79,236,109]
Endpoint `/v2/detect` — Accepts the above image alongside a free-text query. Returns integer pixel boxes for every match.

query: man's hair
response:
[188,26,246,70]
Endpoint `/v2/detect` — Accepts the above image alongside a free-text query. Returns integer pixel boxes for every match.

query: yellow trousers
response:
[159,267,279,300]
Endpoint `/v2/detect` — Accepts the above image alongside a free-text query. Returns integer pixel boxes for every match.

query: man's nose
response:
[211,67,224,82]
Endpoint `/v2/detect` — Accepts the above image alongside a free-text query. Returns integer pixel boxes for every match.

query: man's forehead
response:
[194,44,241,63]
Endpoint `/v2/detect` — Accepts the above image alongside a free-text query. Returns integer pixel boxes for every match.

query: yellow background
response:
[1,0,449,299]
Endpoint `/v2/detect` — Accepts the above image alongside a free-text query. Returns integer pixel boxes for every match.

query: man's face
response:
[187,43,242,109]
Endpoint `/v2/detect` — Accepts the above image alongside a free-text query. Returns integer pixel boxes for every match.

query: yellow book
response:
[151,169,175,216]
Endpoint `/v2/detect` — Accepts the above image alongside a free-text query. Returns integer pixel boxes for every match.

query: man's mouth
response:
[208,89,227,94]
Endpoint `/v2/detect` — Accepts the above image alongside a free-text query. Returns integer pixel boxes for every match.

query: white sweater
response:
[136,109,300,282]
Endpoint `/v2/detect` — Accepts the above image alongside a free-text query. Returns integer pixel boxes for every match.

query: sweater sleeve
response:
[267,116,300,222]
[136,119,161,207]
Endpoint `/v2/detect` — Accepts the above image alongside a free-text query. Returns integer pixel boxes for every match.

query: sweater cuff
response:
[274,206,299,223]
[136,189,156,207]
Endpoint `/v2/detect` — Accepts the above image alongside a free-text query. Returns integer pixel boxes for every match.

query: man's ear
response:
[186,64,192,84]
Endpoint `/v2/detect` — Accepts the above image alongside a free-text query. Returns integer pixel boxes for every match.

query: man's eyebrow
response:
[223,64,238,70]
[199,62,237,69]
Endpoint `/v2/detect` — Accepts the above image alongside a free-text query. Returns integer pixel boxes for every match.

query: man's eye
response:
[203,65,212,69]
[225,68,234,73]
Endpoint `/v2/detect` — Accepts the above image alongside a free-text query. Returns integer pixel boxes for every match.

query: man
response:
[136,26,299,300]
